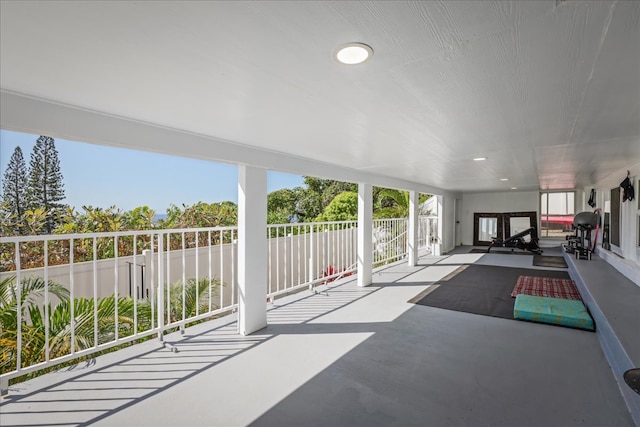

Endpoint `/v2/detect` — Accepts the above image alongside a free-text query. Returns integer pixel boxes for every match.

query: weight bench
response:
[488,227,543,255]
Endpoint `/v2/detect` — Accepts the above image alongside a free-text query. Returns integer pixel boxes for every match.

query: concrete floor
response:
[0,247,634,427]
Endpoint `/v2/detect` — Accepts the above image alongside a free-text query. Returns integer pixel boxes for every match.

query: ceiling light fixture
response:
[511,187,518,190]
[500,178,509,181]
[473,157,487,161]
[335,43,373,65]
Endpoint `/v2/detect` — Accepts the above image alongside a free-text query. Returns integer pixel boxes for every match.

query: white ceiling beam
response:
[1,90,455,197]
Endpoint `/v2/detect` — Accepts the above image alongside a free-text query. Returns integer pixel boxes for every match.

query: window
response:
[540,191,575,238]
[478,217,498,242]
[473,213,503,246]
[473,211,537,246]
[610,187,620,247]
[509,217,532,242]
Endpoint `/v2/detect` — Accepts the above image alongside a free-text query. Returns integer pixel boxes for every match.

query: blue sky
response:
[0,129,305,213]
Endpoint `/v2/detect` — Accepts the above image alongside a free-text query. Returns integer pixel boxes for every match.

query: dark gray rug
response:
[469,248,533,255]
[409,264,571,320]
[533,255,568,268]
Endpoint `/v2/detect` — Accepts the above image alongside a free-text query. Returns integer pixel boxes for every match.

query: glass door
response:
[540,191,575,239]
[473,213,503,246]
[473,212,538,245]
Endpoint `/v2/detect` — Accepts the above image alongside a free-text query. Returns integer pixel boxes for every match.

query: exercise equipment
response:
[487,227,543,255]
[564,211,599,260]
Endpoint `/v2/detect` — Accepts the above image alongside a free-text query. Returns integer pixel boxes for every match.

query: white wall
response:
[585,163,640,285]
[442,196,457,252]
[460,191,539,246]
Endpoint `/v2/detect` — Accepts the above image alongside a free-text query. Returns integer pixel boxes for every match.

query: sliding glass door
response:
[540,191,575,239]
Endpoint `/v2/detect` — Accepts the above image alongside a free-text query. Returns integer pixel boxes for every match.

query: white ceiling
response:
[1,0,639,193]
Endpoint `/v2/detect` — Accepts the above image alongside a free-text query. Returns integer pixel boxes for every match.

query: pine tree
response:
[27,136,66,233]
[1,146,28,233]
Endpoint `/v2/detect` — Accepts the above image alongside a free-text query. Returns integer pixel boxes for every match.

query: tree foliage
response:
[56,205,126,234]
[159,201,238,229]
[26,136,66,233]
[311,185,432,222]
[267,187,303,224]
[123,206,157,230]
[297,177,357,221]
[164,277,221,324]
[374,189,432,218]
[0,274,219,377]
[0,275,70,372]
[316,191,359,222]
[1,147,28,233]
[0,201,15,236]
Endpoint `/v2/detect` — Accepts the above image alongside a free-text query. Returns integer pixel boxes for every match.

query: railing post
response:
[430,217,440,256]
[143,249,151,299]
[408,191,419,266]
[289,232,294,289]
[324,228,329,278]
[157,233,165,341]
[15,241,22,378]
[308,225,315,287]
[1,376,7,397]
[232,238,238,310]
[434,195,443,256]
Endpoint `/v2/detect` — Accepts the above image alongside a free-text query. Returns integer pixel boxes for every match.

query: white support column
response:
[238,165,268,335]
[408,190,419,267]
[357,183,373,287]
[434,195,444,256]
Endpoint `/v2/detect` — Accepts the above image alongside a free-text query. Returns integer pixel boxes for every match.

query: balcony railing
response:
[0,216,437,391]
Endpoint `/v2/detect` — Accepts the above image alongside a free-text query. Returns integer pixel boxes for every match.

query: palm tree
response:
[1,274,221,378]
[163,277,222,324]
[375,189,431,218]
[0,275,69,373]
[0,275,152,375]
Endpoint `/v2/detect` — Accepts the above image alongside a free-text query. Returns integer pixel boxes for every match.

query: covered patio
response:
[0,248,634,427]
[1,1,639,425]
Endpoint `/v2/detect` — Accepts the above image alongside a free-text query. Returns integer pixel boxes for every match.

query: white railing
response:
[267,221,358,298]
[0,227,239,391]
[418,215,438,249]
[373,218,408,266]
[0,216,437,390]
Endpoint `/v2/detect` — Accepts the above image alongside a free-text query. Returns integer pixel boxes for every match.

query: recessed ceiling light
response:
[500,178,509,181]
[335,43,373,65]
[511,187,518,190]
[473,157,487,161]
